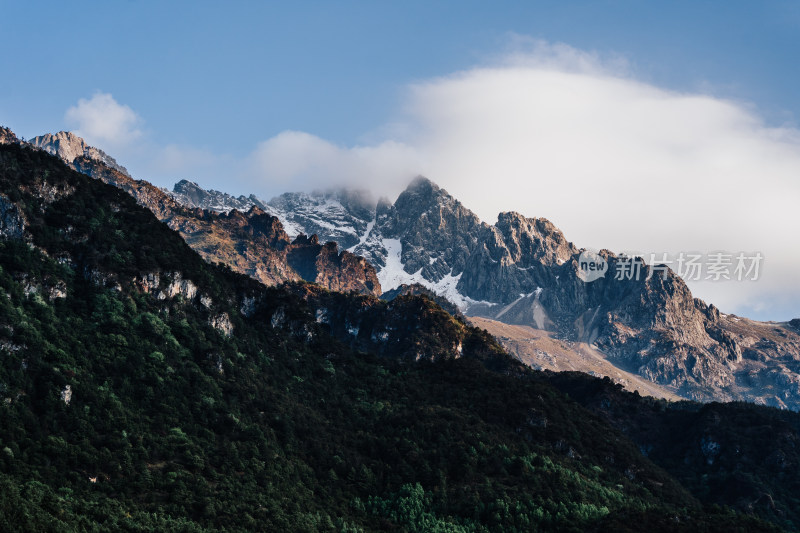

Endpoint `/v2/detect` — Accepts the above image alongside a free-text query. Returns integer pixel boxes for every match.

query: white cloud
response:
[61,93,229,189]
[245,131,420,199]
[65,92,142,147]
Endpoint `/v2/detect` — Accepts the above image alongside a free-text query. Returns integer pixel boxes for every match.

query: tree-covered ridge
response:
[0,143,783,531]
[546,371,800,531]
[0,143,499,365]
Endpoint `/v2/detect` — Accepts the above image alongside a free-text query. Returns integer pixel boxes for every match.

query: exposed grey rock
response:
[159,272,198,301]
[372,176,485,281]
[60,384,72,405]
[210,313,234,336]
[0,195,24,240]
[0,127,20,145]
[169,181,377,251]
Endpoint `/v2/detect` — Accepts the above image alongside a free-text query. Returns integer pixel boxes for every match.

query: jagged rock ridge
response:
[3,128,381,296]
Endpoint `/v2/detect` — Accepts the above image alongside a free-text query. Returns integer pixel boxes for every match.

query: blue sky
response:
[2,1,800,320]
[3,1,800,149]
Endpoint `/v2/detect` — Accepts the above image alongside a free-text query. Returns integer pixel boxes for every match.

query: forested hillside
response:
[0,143,782,531]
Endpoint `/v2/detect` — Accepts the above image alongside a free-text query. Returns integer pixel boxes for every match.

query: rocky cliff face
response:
[0,126,20,145]
[4,129,381,296]
[367,177,485,281]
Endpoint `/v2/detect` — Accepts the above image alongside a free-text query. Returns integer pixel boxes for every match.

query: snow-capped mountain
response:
[170,176,574,310]
[267,189,375,249]
[23,129,797,409]
[168,175,800,409]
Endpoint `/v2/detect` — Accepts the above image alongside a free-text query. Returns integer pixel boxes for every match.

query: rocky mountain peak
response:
[29,131,84,161]
[405,174,438,193]
[27,131,130,177]
[390,177,480,232]
[378,177,484,282]
[393,175,451,213]
[264,189,376,248]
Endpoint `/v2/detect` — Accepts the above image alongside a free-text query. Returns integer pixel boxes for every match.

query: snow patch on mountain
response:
[518,287,543,299]
[348,219,376,252]
[377,238,485,310]
[432,271,470,310]
[376,238,414,289]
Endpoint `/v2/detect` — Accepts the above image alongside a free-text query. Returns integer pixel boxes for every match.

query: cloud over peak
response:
[65,92,142,148]
[247,131,420,197]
